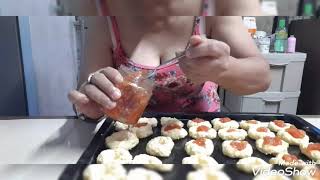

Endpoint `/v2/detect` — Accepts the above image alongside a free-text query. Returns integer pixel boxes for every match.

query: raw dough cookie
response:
[222,140,253,158]
[254,174,291,180]
[160,117,184,127]
[187,118,212,128]
[182,154,223,170]
[83,164,126,180]
[138,117,158,127]
[239,120,264,130]
[189,125,217,139]
[114,121,129,131]
[236,157,272,174]
[146,136,174,157]
[105,130,139,150]
[132,154,173,172]
[212,117,239,130]
[248,126,275,140]
[293,165,320,180]
[187,168,230,180]
[161,123,188,140]
[97,149,132,164]
[277,127,309,146]
[127,168,163,180]
[185,138,214,156]
[129,123,153,138]
[256,136,289,155]
[300,143,320,163]
[269,153,306,168]
[268,120,292,132]
[218,128,247,140]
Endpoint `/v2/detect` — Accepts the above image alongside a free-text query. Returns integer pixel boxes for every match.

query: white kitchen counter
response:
[0,116,319,180]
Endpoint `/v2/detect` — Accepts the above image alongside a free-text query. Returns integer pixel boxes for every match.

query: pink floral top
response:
[98,1,220,113]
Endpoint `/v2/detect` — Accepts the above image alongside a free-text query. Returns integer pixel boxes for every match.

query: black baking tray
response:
[59,112,320,180]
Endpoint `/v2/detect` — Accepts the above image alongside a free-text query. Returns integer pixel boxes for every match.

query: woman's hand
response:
[179,35,231,85]
[68,67,123,119]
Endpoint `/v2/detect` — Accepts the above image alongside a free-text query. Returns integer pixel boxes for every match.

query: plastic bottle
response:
[274,19,288,53]
[303,2,314,16]
[287,35,297,53]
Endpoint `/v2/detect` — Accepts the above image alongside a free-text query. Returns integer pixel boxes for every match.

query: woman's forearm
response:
[216,56,271,95]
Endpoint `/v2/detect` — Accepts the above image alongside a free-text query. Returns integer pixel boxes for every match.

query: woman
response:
[68,0,271,120]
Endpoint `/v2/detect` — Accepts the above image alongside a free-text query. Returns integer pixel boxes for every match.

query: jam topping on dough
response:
[227,129,237,132]
[263,136,282,146]
[192,118,205,123]
[257,127,268,132]
[197,125,209,132]
[306,143,320,154]
[286,127,306,139]
[274,120,286,127]
[230,141,248,151]
[193,138,206,147]
[164,123,181,131]
[282,154,298,163]
[247,120,257,124]
[220,117,232,123]
[133,123,148,128]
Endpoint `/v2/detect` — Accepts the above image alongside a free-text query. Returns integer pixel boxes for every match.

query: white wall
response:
[0,0,56,15]
[26,17,78,116]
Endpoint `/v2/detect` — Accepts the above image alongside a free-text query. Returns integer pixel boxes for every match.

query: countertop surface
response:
[0,115,319,180]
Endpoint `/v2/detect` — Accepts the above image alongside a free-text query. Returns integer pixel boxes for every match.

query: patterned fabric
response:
[106,16,220,113]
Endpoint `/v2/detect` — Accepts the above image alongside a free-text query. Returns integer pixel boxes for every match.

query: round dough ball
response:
[127,168,163,180]
[97,148,132,164]
[161,123,188,140]
[189,125,217,139]
[268,120,292,132]
[248,126,275,140]
[187,168,230,180]
[129,123,153,139]
[218,128,247,141]
[138,117,158,127]
[269,153,306,168]
[277,127,309,146]
[160,117,184,127]
[185,138,214,156]
[256,136,289,155]
[211,118,239,130]
[131,154,173,172]
[254,174,291,180]
[114,121,129,131]
[187,118,212,128]
[83,164,126,180]
[236,157,272,174]
[293,165,320,180]
[182,155,223,170]
[222,140,253,158]
[300,143,320,163]
[146,136,174,157]
[105,130,139,150]
[239,120,264,130]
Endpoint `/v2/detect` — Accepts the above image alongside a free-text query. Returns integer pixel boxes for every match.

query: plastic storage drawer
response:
[224,91,300,114]
[263,53,306,92]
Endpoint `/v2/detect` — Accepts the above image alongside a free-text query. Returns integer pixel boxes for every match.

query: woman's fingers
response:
[186,38,230,59]
[90,72,121,101]
[100,67,123,84]
[68,90,90,105]
[83,84,116,109]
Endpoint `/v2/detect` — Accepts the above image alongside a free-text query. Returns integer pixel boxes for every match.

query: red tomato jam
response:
[193,138,206,147]
[103,69,153,124]
[257,127,268,132]
[247,120,257,124]
[273,120,286,127]
[220,117,232,123]
[164,123,181,131]
[306,143,320,154]
[192,118,205,123]
[197,125,209,132]
[263,136,282,146]
[286,127,306,139]
[230,141,247,151]
[282,154,298,163]
[133,123,148,128]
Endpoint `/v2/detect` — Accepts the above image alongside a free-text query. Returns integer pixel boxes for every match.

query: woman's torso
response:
[100,1,220,112]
